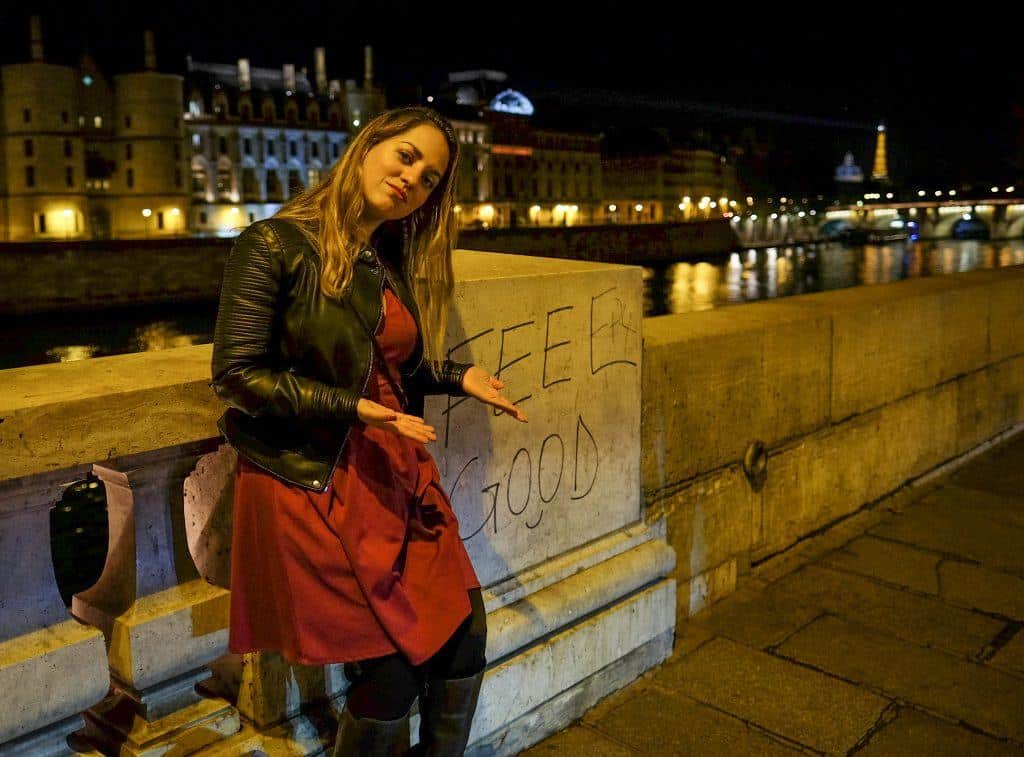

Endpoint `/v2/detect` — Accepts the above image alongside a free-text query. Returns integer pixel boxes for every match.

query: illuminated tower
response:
[871,123,890,183]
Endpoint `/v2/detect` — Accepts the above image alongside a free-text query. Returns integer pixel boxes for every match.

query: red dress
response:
[228,284,481,666]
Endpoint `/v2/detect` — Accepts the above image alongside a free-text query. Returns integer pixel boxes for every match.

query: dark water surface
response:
[5,239,1023,372]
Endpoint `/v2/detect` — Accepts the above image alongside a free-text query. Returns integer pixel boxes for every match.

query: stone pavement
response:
[521,431,1024,755]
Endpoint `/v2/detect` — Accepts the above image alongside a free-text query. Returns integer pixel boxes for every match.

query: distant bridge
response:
[734,194,1024,245]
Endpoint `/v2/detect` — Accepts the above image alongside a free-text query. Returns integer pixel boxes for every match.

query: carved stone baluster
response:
[0,467,110,756]
[71,441,240,755]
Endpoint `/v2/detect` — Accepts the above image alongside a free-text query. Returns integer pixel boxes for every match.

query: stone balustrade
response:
[1,252,1022,755]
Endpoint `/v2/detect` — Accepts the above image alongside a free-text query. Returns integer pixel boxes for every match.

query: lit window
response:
[94,115,102,128]
[192,133,201,148]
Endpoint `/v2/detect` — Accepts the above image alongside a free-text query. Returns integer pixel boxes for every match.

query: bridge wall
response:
[2,258,1022,752]
[643,265,1024,617]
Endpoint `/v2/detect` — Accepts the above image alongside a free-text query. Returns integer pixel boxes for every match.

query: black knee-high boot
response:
[333,699,412,757]
[416,669,484,756]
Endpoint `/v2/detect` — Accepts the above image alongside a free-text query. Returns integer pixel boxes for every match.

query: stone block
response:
[935,280,991,382]
[830,290,943,420]
[472,630,673,757]
[642,311,765,488]
[432,253,644,588]
[470,580,675,752]
[0,620,110,746]
[990,275,1024,362]
[956,356,1024,454]
[760,385,957,558]
[679,558,737,620]
[0,345,221,482]
[656,465,757,581]
[105,579,230,693]
[487,538,675,662]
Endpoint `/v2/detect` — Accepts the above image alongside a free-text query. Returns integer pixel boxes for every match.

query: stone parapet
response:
[643,265,1024,595]
[0,249,674,755]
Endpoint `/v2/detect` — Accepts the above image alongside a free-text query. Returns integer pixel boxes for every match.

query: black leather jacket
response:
[210,218,473,492]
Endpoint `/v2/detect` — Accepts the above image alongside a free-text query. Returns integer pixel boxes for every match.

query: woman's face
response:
[360,123,450,225]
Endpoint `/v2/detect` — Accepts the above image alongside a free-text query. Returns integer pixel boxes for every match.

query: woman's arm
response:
[210,221,363,422]
[416,359,474,397]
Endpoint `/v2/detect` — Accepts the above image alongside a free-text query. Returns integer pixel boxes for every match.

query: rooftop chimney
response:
[29,16,43,62]
[282,63,296,93]
[315,47,327,94]
[364,45,374,88]
[143,30,156,70]
[238,58,251,91]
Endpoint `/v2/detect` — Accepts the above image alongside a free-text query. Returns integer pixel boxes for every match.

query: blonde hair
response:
[274,106,461,381]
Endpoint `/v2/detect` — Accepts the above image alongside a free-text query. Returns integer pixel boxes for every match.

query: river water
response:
[4,239,1023,371]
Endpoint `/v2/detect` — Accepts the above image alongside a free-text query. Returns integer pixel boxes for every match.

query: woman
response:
[210,106,527,756]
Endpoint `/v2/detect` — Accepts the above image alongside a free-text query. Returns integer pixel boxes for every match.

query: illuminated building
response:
[434,71,602,228]
[835,151,865,183]
[0,17,382,241]
[0,21,189,241]
[601,132,741,223]
[184,46,382,235]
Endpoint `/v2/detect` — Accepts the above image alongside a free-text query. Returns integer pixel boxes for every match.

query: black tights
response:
[343,588,487,720]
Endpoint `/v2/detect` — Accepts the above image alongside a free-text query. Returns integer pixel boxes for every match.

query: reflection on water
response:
[4,239,1024,369]
[2,302,217,370]
[648,239,1024,316]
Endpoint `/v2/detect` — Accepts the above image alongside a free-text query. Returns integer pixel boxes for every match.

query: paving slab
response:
[684,579,822,650]
[912,485,1024,530]
[781,563,1004,657]
[819,534,941,594]
[697,563,1002,658]
[939,560,1024,621]
[589,687,805,756]
[990,631,1024,678]
[868,491,1024,576]
[655,636,888,754]
[518,723,635,755]
[952,436,1024,498]
[857,706,1024,756]
[777,614,1024,743]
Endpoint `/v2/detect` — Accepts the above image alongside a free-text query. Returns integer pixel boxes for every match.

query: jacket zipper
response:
[317,262,386,492]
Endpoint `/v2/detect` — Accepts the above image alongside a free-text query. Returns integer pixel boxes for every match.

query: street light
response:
[142,207,152,237]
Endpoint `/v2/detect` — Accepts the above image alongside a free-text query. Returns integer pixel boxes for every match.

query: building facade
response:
[602,147,743,224]
[0,19,383,241]
[0,22,190,241]
[184,46,384,236]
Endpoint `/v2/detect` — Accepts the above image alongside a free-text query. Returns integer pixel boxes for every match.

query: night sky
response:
[4,2,1021,188]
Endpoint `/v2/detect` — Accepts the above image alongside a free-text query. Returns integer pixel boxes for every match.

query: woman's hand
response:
[461,366,528,422]
[357,398,437,443]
